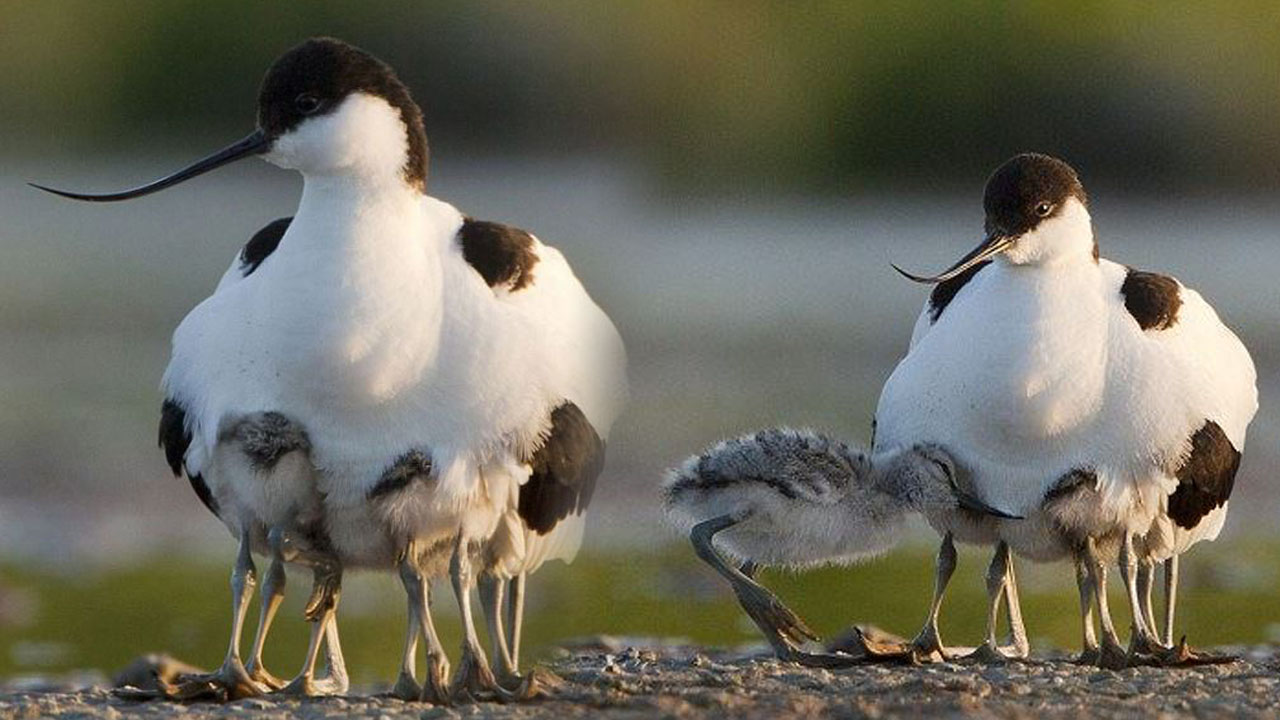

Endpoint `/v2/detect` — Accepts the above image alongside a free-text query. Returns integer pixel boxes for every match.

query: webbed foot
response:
[1096,637,1129,670]
[277,671,344,697]
[420,651,452,705]
[245,662,286,692]
[151,657,268,702]
[1130,636,1236,667]
[907,624,949,664]
[451,645,512,703]
[390,670,421,701]
[963,641,1017,664]
[733,581,819,649]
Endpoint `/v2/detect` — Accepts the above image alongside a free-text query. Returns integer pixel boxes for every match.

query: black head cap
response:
[258,37,429,190]
[983,153,1087,237]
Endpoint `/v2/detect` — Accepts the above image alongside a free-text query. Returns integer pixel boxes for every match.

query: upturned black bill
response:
[30,130,269,202]
[892,233,1015,284]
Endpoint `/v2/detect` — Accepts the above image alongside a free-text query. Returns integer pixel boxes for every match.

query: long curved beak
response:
[892,232,1015,284]
[29,130,269,202]
[955,489,1023,520]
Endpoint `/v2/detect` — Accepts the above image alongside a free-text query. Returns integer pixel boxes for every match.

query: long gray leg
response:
[1121,533,1161,657]
[966,543,1011,662]
[1001,553,1030,658]
[169,529,268,700]
[450,533,518,701]
[1162,555,1178,647]
[480,574,517,681]
[1073,553,1099,663]
[691,515,867,665]
[280,562,343,696]
[1126,546,1228,666]
[690,514,839,664]
[1084,537,1127,669]
[506,575,526,670]
[395,545,450,704]
[909,532,957,663]
[223,531,259,682]
[312,613,349,696]
[1136,559,1159,646]
[244,528,287,690]
[272,540,350,694]
[391,590,423,701]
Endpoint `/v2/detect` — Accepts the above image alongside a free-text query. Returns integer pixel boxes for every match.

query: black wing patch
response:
[458,218,539,292]
[1120,269,1181,331]
[927,252,991,323]
[519,402,604,535]
[367,449,433,500]
[159,399,219,517]
[240,217,293,277]
[1168,420,1240,530]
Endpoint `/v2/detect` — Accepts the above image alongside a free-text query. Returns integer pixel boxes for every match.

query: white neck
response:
[268,173,446,404]
[294,172,422,237]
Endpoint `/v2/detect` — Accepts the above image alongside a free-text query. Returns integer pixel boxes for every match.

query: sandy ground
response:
[1,642,1278,719]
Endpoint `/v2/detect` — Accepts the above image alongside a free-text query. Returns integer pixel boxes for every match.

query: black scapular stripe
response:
[240,217,293,276]
[1168,420,1240,530]
[1120,268,1181,331]
[519,402,605,534]
[159,399,219,517]
[927,251,991,323]
[458,218,539,291]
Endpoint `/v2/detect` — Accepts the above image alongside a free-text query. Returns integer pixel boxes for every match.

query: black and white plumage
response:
[878,153,1257,667]
[37,36,626,701]
[663,428,1013,665]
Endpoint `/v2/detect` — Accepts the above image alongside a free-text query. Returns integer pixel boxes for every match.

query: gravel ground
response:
[2,643,1278,719]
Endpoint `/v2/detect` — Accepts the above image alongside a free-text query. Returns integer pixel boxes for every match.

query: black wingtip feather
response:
[1168,420,1240,530]
[519,402,605,535]
[158,399,220,517]
[158,399,190,478]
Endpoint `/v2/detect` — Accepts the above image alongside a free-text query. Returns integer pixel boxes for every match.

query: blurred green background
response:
[0,1,1277,682]
[5,1,1280,190]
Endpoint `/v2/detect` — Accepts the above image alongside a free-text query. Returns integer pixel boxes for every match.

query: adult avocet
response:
[34,37,627,699]
[876,153,1255,667]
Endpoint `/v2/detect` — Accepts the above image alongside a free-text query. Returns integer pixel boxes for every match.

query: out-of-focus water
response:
[0,154,1277,564]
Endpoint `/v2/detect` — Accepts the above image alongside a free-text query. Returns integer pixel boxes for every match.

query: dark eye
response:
[294,93,322,115]
[1035,202,1054,217]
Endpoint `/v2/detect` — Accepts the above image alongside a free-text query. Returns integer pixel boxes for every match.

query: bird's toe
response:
[246,663,287,692]
[390,671,422,701]
[962,642,1014,665]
